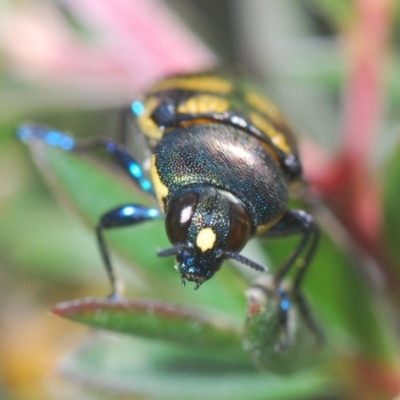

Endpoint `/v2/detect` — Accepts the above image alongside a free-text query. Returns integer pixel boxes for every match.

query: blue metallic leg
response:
[261,209,320,348]
[97,204,162,298]
[16,124,161,298]
[16,124,154,195]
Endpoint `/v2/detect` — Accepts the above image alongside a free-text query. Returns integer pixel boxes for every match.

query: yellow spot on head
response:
[150,155,168,212]
[196,227,217,252]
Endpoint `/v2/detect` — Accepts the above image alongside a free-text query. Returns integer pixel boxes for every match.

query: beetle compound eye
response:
[225,202,252,253]
[165,192,199,245]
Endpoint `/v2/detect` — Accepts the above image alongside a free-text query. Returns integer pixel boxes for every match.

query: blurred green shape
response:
[59,334,335,400]
[310,0,356,28]
[383,144,400,267]
[0,186,103,283]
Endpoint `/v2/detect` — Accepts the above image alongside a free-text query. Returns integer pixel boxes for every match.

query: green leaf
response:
[52,297,244,361]
[59,334,336,400]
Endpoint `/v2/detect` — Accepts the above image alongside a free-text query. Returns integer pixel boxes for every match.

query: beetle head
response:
[158,186,253,289]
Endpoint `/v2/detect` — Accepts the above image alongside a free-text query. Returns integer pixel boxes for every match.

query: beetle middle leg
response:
[261,209,321,349]
[16,124,154,196]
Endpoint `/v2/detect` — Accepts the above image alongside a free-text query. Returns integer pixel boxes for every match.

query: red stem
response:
[312,0,392,260]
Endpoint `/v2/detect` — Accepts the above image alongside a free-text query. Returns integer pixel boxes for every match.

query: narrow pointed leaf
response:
[52,297,243,357]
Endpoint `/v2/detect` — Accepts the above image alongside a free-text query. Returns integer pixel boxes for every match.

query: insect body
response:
[17,72,319,347]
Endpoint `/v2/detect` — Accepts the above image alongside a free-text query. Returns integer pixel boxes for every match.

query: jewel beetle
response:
[17,72,319,346]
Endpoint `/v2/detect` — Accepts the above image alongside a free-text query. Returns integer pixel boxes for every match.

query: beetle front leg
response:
[96,204,162,299]
[261,209,320,349]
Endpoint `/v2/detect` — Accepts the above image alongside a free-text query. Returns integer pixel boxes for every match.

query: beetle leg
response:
[16,124,155,196]
[96,204,162,299]
[260,209,320,348]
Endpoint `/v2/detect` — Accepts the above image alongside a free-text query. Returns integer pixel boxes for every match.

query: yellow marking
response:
[245,92,283,122]
[255,214,284,236]
[179,118,216,128]
[196,227,217,252]
[150,76,233,94]
[249,112,291,154]
[178,95,230,115]
[137,97,163,140]
[150,155,168,212]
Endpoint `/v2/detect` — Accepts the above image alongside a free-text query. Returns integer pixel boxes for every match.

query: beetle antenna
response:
[223,251,267,273]
[157,244,185,257]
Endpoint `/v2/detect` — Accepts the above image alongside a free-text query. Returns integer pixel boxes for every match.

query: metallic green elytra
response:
[17,71,320,348]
